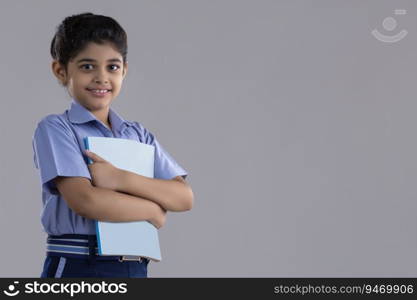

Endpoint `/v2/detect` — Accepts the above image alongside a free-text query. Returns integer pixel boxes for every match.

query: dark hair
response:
[50,12,128,74]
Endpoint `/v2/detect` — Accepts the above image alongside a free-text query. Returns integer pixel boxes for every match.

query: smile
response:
[86,88,112,96]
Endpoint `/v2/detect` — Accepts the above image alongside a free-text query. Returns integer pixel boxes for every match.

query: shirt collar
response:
[68,98,132,133]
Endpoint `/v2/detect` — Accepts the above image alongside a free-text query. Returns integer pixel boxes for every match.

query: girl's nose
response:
[94,68,109,84]
[94,78,108,84]
[94,76,109,84]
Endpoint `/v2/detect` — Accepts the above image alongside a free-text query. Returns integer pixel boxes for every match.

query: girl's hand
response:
[84,150,124,191]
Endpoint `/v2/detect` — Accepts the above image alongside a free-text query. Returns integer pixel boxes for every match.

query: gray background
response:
[0,0,416,277]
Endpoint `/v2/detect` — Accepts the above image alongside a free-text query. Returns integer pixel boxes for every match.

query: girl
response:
[32,12,193,278]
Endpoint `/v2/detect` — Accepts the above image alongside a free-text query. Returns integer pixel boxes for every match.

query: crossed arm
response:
[118,172,193,212]
[84,150,194,212]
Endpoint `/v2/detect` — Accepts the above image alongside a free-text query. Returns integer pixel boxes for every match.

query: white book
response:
[84,136,162,262]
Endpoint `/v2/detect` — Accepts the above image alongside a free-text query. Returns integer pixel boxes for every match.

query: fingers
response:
[84,150,106,162]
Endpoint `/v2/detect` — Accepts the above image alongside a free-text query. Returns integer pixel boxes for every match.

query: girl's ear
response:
[122,62,128,78]
[51,60,68,86]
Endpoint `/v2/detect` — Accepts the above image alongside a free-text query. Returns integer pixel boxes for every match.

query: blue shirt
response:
[32,98,188,235]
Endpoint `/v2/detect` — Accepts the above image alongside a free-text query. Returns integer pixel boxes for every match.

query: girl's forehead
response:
[74,42,122,61]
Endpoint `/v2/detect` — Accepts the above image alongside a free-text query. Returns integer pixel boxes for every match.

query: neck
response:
[92,107,111,129]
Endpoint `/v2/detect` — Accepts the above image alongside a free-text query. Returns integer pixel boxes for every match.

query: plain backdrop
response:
[0,0,416,277]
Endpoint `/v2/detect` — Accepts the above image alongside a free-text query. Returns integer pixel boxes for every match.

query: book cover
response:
[84,136,162,262]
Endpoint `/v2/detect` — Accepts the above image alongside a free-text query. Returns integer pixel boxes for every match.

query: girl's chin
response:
[85,93,113,102]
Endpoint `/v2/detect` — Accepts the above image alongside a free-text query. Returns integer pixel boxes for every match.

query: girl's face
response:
[52,41,127,116]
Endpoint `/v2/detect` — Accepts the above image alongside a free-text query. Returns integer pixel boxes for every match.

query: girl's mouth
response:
[86,88,112,97]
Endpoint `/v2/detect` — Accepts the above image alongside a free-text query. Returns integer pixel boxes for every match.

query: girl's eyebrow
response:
[76,58,122,63]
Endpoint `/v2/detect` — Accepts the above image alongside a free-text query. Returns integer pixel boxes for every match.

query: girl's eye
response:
[80,64,120,71]
[80,64,93,70]
[109,65,120,71]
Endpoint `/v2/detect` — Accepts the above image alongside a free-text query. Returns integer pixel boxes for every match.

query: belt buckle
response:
[118,255,143,262]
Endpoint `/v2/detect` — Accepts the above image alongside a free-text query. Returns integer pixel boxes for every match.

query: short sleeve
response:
[32,116,91,193]
[135,122,188,180]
